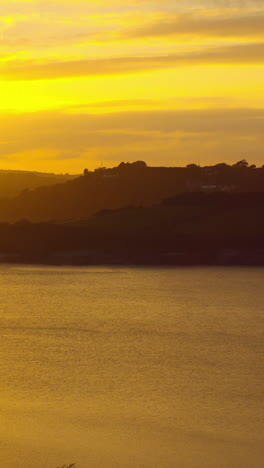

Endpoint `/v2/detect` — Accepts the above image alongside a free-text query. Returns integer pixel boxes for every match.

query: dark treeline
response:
[0,159,264,222]
[0,191,264,265]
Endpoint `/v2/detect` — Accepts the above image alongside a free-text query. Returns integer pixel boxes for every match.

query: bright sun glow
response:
[0,0,264,172]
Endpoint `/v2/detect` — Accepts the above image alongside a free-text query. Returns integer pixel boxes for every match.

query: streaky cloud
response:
[1,42,264,81]
[122,11,264,40]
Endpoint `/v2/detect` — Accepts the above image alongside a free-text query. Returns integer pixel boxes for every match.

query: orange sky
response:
[0,0,264,173]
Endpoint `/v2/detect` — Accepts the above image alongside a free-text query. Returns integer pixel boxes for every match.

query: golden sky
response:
[0,0,264,172]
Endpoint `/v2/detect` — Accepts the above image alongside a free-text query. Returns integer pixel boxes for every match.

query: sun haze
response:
[0,0,264,172]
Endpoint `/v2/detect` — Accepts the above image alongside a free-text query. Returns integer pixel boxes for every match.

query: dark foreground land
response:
[1,191,264,266]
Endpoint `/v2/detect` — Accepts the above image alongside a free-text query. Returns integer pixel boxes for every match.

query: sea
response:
[0,265,263,468]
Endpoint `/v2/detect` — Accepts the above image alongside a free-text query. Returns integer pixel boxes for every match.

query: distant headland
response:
[0,160,263,265]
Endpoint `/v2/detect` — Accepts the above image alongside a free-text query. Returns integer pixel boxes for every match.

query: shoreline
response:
[1,252,264,267]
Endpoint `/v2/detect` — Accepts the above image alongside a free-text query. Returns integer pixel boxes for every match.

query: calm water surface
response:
[0,265,263,468]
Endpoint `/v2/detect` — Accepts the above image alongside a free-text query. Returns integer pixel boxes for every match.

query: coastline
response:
[1,250,264,267]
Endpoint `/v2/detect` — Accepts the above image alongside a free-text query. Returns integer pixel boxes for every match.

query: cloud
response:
[0,107,263,169]
[0,1,262,171]
[0,1,262,18]
[122,11,264,40]
[1,42,264,81]
[1,2,263,49]
[2,107,264,136]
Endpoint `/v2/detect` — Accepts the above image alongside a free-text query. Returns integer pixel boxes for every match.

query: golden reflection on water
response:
[0,266,263,468]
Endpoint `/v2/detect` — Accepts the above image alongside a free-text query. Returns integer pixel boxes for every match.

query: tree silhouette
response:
[232,159,248,168]
[186,163,200,169]
[56,464,76,468]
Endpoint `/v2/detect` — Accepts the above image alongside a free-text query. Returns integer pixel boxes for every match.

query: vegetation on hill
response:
[0,160,263,265]
[0,191,263,265]
[0,160,263,222]
[56,464,76,468]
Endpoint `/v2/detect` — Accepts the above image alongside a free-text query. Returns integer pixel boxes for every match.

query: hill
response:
[0,160,263,222]
[0,169,76,199]
[0,191,263,265]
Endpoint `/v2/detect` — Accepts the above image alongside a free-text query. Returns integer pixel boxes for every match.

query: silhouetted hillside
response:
[0,170,76,199]
[0,191,263,265]
[0,160,263,222]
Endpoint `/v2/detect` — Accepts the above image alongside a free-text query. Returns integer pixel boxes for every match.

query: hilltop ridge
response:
[0,169,76,199]
[0,159,263,222]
